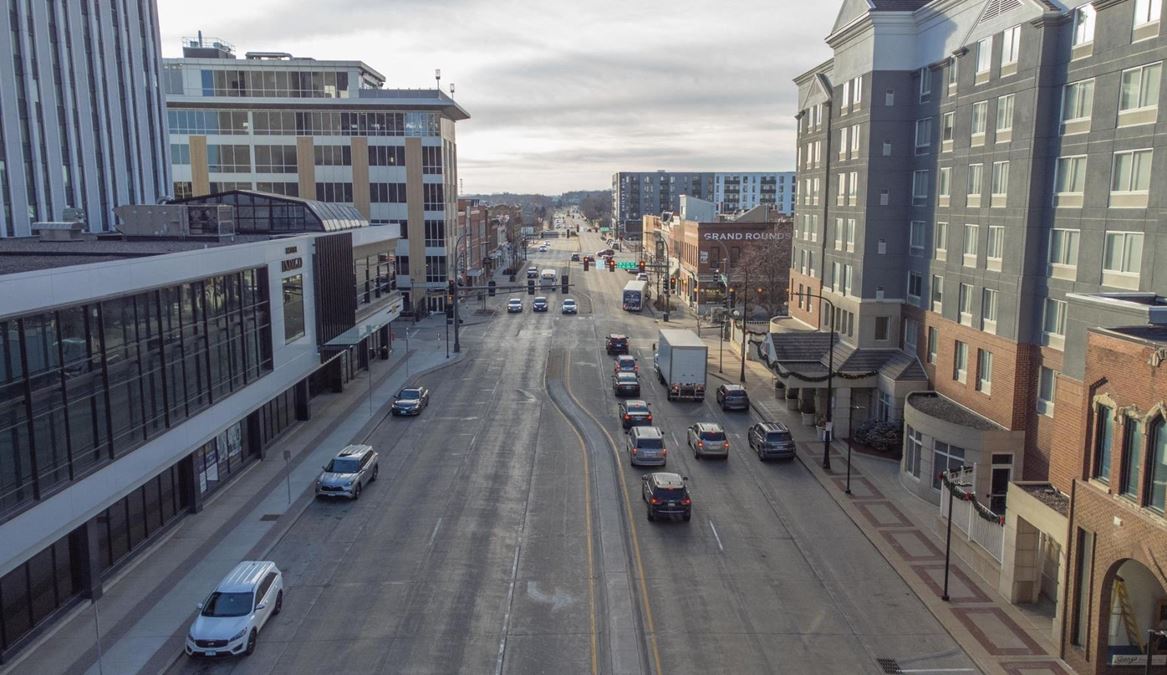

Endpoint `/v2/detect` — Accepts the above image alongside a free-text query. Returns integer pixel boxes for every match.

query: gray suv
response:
[748,422,796,461]
[315,444,379,499]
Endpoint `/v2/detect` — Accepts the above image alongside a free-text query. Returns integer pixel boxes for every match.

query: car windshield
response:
[326,457,361,473]
[201,591,253,617]
[700,431,726,441]
[654,487,686,500]
[398,390,421,400]
[766,431,793,443]
[637,438,663,450]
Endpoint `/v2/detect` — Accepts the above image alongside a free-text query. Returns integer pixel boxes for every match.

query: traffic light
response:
[527,279,535,295]
[561,274,569,293]
[727,288,737,307]
[488,280,496,297]
[447,279,456,304]
[638,260,646,273]
[608,258,615,272]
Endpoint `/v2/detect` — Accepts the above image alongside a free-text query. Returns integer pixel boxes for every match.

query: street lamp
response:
[791,288,839,471]
[941,474,973,601]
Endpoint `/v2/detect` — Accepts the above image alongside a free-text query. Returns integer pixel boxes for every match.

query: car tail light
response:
[623,414,631,420]
[681,497,692,506]
[724,441,730,449]
[661,448,668,457]
[696,440,704,449]
[649,497,660,505]
[646,415,653,422]
[631,447,638,455]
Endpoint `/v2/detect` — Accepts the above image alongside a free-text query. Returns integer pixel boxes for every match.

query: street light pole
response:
[792,288,838,471]
[739,263,748,384]
[941,475,972,601]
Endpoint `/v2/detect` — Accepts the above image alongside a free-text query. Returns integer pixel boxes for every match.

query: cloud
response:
[157,0,838,193]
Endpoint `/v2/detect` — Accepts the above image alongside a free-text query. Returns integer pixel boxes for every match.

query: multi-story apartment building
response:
[612,171,796,233]
[0,194,402,661]
[0,1,171,237]
[164,37,469,313]
[789,1,1167,672]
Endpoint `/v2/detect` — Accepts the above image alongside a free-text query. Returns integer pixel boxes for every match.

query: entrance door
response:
[990,453,1013,513]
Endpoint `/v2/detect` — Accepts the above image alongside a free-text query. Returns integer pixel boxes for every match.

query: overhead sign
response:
[702,231,788,241]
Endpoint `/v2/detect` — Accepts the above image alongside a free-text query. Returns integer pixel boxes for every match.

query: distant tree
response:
[735,238,791,319]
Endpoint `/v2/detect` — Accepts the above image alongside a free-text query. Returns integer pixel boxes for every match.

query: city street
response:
[167,219,977,675]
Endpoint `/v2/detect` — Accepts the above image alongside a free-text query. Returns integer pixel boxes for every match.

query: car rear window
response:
[700,431,726,441]
[765,431,792,443]
[617,374,637,382]
[654,487,686,500]
[725,390,748,398]
[636,438,663,449]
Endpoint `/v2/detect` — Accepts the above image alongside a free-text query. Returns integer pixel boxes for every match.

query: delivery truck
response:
[622,280,649,312]
[654,329,708,401]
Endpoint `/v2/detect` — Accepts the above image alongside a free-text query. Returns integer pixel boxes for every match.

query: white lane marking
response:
[708,519,724,553]
[428,517,443,547]
[494,544,522,675]
[670,431,680,448]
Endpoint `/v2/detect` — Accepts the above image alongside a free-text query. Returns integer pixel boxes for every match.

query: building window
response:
[1102,232,1144,280]
[1118,62,1162,118]
[1043,298,1067,341]
[933,441,966,489]
[904,317,919,351]
[927,326,938,364]
[315,182,353,203]
[947,60,959,92]
[1110,149,1153,205]
[848,171,858,206]
[423,183,445,211]
[207,145,252,173]
[1149,419,1167,513]
[846,219,856,251]
[313,145,352,166]
[1054,156,1087,198]
[936,222,949,260]
[996,94,1015,132]
[912,170,929,206]
[1037,367,1057,416]
[424,220,446,248]
[422,146,443,175]
[958,283,974,325]
[986,226,1004,266]
[1061,80,1095,127]
[915,118,932,154]
[982,288,999,333]
[1001,25,1021,66]
[370,183,406,203]
[171,144,191,165]
[837,173,846,206]
[1049,229,1080,269]
[905,426,923,478]
[976,349,993,394]
[852,76,863,108]
[851,125,860,157]
[991,161,1009,207]
[368,145,405,166]
[941,112,955,147]
[907,271,923,303]
[910,221,926,252]
[1133,0,1162,28]
[962,225,978,265]
[424,255,448,283]
[967,164,983,207]
[976,36,993,75]
[971,101,988,139]
[919,67,932,101]
[1095,405,1114,483]
[932,274,944,313]
[1073,6,1096,46]
[1121,419,1143,499]
[875,316,890,341]
[254,145,298,173]
[282,274,305,342]
[953,341,969,383]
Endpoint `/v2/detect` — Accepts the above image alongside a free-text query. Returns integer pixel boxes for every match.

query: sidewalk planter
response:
[799,399,816,425]
[817,426,830,442]
[800,412,816,426]
[785,387,800,410]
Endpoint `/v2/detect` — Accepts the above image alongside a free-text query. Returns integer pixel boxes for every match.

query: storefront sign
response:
[702,231,788,241]
[281,257,303,273]
[1110,654,1166,666]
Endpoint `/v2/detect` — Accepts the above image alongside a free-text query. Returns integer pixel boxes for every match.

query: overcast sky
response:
[157,0,839,195]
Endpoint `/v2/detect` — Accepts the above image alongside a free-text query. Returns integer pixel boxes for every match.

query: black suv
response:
[716,384,750,411]
[619,399,653,429]
[606,334,629,355]
[390,386,430,416]
[641,472,691,522]
[612,372,641,397]
[748,422,796,461]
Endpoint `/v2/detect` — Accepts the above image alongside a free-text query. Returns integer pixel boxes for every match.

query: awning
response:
[322,299,402,348]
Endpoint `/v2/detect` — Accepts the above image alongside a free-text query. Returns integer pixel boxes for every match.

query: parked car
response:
[532,296,549,312]
[185,561,284,658]
[315,444,379,499]
[626,426,667,467]
[619,399,653,429]
[606,334,629,355]
[561,298,578,314]
[687,423,729,460]
[716,384,750,411]
[613,372,641,397]
[748,422,796,461]
[527,267,539,279]
[641,472,691,522]
[570,253,581,261]
[507,298,523,313]
[614,355,639,375]
[390,386,430,416]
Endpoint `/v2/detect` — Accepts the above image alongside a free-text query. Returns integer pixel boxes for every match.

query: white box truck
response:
[654,329,708,401]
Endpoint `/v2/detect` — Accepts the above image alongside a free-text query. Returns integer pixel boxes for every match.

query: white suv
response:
[186,560,284,657]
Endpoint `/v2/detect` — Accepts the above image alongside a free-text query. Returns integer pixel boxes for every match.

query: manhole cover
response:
[260,514,281,522]
[876,658,900,674]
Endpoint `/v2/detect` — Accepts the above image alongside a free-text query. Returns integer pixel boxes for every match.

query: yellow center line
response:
[560,357,600,675]
[562,361,664,675]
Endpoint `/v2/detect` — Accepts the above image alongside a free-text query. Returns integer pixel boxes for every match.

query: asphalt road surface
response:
[168,219,976,674]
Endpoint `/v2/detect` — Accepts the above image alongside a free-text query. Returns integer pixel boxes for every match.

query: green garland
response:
[940,470,1004,525]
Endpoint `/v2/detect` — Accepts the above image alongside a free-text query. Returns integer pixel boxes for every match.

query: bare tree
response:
[735,238,791,319]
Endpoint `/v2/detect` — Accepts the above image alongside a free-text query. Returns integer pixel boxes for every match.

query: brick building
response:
[456,198,489,283]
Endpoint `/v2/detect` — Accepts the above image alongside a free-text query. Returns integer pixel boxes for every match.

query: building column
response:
[294,378,311,421]
[75,521,104,601]
[179,453,205,514]
[246,412,264,461]
[379,325,391,359]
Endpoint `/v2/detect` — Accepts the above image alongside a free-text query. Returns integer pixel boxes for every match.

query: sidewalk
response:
[3,317,463,675]
[711,353,1074,675]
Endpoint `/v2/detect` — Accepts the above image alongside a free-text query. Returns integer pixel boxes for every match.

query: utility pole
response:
[739,263,748,383]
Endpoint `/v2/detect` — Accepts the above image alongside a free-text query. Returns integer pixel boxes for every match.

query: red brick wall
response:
[787,269,820,326]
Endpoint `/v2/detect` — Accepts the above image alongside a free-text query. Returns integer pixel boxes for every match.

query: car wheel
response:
[273,590,283,615]
[371,465,379,482]
[245,628,258,655]
[353,484,361,500]
[646,507,655,522]
[682,513,691,522]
